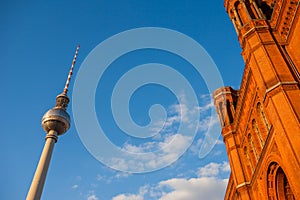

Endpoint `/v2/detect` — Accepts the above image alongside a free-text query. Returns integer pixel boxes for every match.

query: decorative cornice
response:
[269,0,284,28]
[270,0,300,42]
[239,20,269,47]
[263,81,299,102]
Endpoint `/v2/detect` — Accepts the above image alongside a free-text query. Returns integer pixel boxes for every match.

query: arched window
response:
[244,146,253,178]
[255,0,275,20]
[248,134,258,162]
[267,163,295,200]
[226,100,234,124]
[257,102,270,131]
[230,10,240,33]
[235,1,249,25]
[252,119,264,147]
[219,102,225,126]
[250,0,265,19]
[245,0,258,19]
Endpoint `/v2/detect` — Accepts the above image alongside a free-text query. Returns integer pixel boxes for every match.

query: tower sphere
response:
[42,108,70,135]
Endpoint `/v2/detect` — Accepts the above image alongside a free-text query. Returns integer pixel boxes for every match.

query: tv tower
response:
[26,45,80,200]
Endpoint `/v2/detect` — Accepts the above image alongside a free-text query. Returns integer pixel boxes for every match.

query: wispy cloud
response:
[115,171,131,179]
[109,133,192,172]
[107,93,223,172]
[96,171,131,184]
[149,93,194,136]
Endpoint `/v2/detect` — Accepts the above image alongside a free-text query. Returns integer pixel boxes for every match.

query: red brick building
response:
[214,0,300,199]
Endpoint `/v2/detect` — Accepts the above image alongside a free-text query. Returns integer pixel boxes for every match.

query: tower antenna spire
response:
[26,45,80,200]
[63,44,80,95]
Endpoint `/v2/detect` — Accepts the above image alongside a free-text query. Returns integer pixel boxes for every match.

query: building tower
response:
[26,45,80,200]
[214,0,300,199]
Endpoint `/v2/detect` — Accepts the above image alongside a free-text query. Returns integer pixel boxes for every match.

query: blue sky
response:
[1,1,244,199]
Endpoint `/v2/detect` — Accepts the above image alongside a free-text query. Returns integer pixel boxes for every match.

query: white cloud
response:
[87,194,99,200]
[197,102,214,114]
[96,171,131,185]
[196,105,223,159]
[111,161,230,200]
[115,171,131,179]
[108,93,225,172]
[158,177,228,200]
[189,95,222,157]
[189,138,203,155]
[197,112,219,132]
[71,184,79,189]
[198,162,221,177]
[169,100,189,123]
[198,161,230,177]
[96,174,104,181]
[149,93,200,136]
[109,133,192,172]
[112,186,147,200]
[148,104,188,137]
[156,162,230,200]
[112,194,144,200]
[196,93,219,133]
[212,150,223,156]
[221,161,231,172]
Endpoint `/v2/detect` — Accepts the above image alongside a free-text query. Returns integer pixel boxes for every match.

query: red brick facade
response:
[214,0,300,199]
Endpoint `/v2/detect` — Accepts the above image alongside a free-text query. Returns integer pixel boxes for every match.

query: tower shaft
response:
[26,130,58,200]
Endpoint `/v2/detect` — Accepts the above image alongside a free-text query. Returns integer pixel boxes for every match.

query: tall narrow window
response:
[219,102,225,126]
[226,100,234,124]
[244,146,253,177]
[251,0,265,19]
[245,0,258,19]
[230,11,240,34]
[234,1,249,26]
[252,119,264,147]
[248,134,258,161]
[256,0,275,20]
[235,1,248,25]
[257,103,270,131]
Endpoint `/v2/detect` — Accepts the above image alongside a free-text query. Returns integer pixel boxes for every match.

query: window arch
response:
[257,102,270,131]
[244,146,253,178]
[226,100,234,124]
[249,0,265,19]
[245,0,259,19]
[230,10,240,33]
[252,119,264,147]
[255,0,275,20]
[235,1,249,26]
[218,102,225,126]
[248,134,258,162]
[267,163,295,200]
